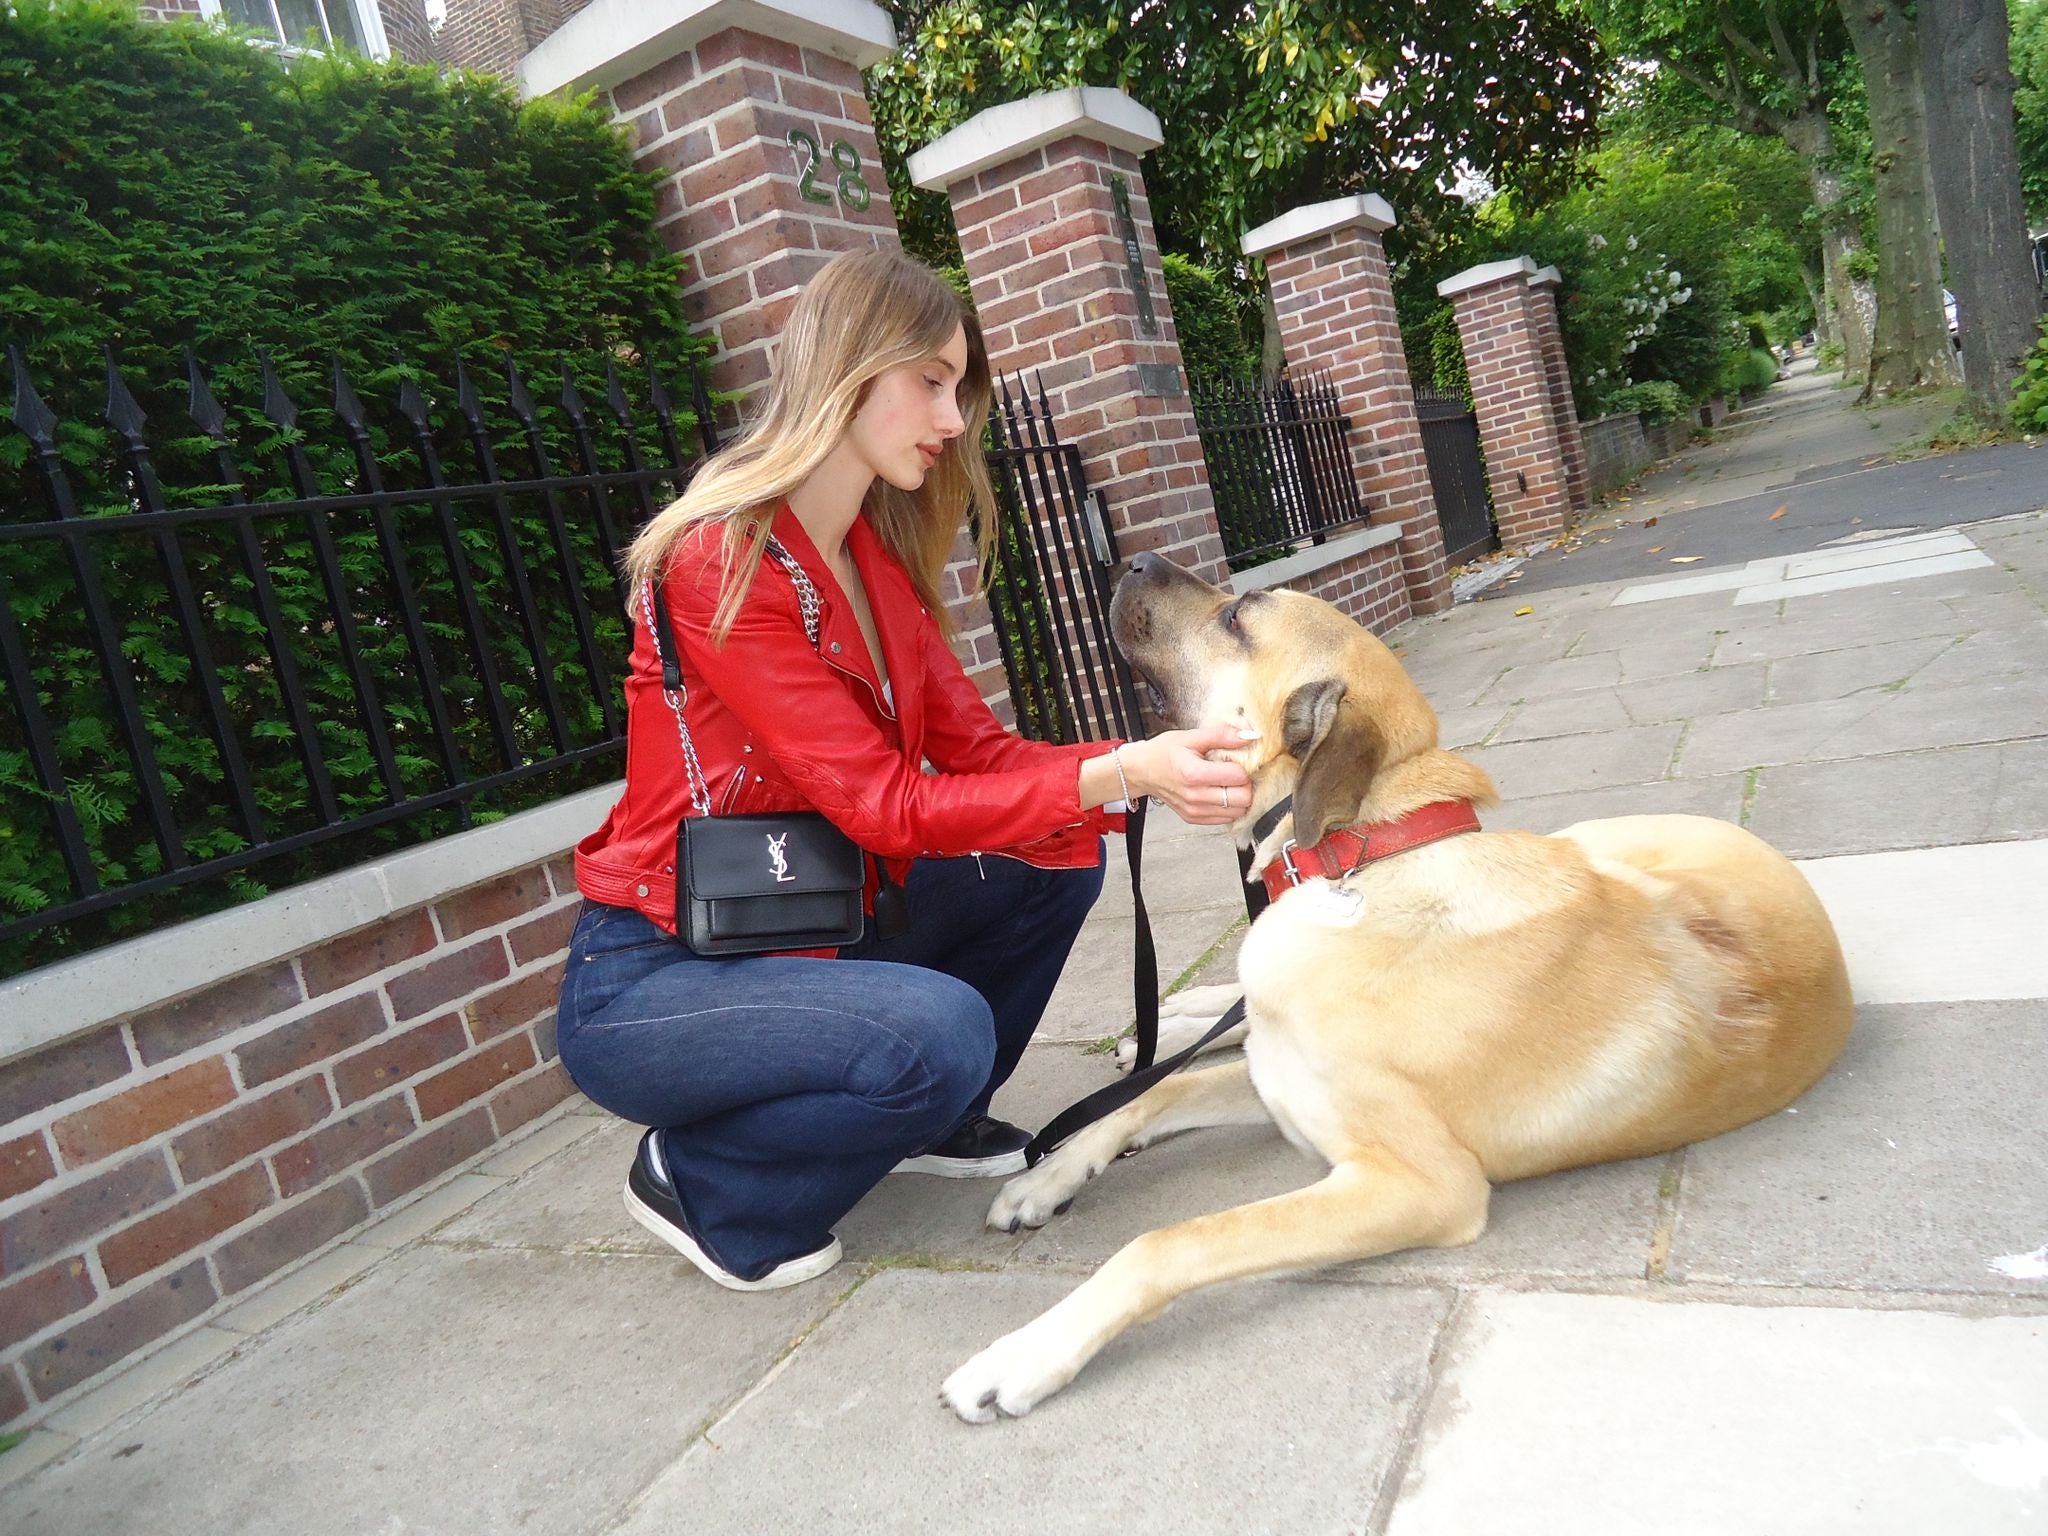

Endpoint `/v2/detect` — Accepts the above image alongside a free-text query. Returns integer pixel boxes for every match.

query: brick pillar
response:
[1527,264,1590,513]
[1439,257,1572,546]
[518,0,900,402]
[909,88,1227,588]
[1244,195,1450,614]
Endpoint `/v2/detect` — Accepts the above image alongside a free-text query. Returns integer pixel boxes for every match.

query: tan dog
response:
[940,552,1853,1422]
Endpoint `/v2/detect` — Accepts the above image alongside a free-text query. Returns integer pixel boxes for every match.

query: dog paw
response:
[986,1159,1088,1232]
[940,1323,1083,1423]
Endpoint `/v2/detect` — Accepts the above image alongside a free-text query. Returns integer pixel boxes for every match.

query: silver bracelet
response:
[1109,745,1138,806]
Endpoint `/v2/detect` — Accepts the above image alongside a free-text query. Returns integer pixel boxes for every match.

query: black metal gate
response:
[1413,383,1497,566]
[983,377,1143,746]
[1188,373,1371,568]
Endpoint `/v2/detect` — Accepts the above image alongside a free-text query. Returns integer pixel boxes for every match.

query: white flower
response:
[1626,234,1639,251]
[1588,233,1608,250]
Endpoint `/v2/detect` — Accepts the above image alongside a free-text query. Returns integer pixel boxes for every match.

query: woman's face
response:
[845,324,970,492]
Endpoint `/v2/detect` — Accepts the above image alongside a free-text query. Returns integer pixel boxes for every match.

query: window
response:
[199,0,391,59]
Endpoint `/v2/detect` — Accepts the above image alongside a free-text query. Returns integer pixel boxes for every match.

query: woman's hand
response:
[1117,724,1254,826]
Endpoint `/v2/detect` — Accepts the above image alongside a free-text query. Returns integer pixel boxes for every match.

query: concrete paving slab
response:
[41,1326,240,1438]
[1463,720,1684,800]
[1824,672,2048,759]
[210,1243,387,1335]
[1763,633,1959,706]
[0,1433,74,1493]
[1039,898,1243,1042]
[1490,688,1634,742]
[1741,549,1994,605]
[1675,694,1888,778]
[1747,740,2048,858]
[1474,650,1625,703]
[612,1268,1454,1536]
[1909,619,2048,686]
[1672,1000,2048,1295]
[1799,840,2048,1004]
[0,1244,842,1536]
[1383,1292,2048,1536]
[353,1172,505,1249]
[1433,700,1513,750]
[475,1108,602,1178]
[1481,771,1749,837]
[1611,662,1767,724]
[1712,596,1974,663]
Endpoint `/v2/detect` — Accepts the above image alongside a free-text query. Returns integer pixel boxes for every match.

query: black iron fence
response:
[0,343,714,963]
[1412,380,1497,567]
[1188,373,1371,568]
[983,376,1143,747]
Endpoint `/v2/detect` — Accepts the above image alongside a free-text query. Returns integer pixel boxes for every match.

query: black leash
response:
[1022,795,1294,1167]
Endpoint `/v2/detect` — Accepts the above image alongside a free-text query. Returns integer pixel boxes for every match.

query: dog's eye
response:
[1221,600,1244,634]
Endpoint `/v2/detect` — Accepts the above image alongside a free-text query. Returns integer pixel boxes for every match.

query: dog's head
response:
[1110,552,1444,846]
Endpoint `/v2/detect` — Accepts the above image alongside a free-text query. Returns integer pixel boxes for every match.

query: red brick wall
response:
[612,30,900,402]
[0,859,579,1427]
[948,140,1223,584]
[1265,225,1449,614]
[1526,282,1589,512]
[1249,538,1412,637]
[1448,276,1572,546]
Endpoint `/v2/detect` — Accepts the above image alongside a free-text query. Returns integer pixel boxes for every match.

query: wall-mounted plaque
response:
[1109,174,1160,339]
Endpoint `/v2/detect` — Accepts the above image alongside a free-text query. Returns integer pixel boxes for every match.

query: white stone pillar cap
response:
[907,86,1163,191]
[1240,194,1396,258]
[519,0,896,100]
[1437,255,1540,298]
[1528,264,1563,286]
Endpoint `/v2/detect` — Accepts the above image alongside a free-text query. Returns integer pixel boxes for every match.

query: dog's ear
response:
[1283,678,1384,845]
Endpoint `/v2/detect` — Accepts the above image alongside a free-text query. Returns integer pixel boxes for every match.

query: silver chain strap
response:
[643,534,821,817]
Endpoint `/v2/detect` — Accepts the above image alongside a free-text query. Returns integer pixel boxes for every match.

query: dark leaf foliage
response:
[0,1,712,974]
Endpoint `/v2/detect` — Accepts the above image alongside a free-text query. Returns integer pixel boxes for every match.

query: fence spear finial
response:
[7,344,59,450]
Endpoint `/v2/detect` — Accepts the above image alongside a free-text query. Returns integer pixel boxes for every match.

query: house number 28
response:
[787,129,871,212]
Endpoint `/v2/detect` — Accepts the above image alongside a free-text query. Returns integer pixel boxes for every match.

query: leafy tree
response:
[2012,0,2048,212]
[1584,0,1879,380]
[1923,0,2042,418]
[865,0,1607,274]
[1836,0,1955,395]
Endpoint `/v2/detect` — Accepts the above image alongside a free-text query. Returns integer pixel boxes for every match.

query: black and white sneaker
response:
[894,1115,1031,1178]
[623,1130,841,1291]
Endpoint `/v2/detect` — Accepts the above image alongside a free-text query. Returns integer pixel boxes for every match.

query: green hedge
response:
[1162,256,1259,382]
[0,1,710,974]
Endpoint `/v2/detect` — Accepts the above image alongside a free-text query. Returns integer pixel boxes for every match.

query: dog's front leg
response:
[944,1136,1489,1422]
[987,1059,1270,1233]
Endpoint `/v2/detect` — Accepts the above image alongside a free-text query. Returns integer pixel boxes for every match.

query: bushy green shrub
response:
[1162,255,1259,382]
[2009,318,2048,431]
[1602,379,1687,423]
[1720,346,1780,396]
[0,0,710,972]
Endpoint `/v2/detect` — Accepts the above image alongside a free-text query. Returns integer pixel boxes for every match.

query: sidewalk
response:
[5,508,2048,1531]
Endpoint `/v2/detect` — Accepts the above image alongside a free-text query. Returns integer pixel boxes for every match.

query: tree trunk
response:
[1920,0,2044,417]
[1786,109,1876,379]
[1841,0,1962,396]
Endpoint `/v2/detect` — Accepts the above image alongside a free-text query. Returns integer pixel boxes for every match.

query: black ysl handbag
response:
[642,538,886,956]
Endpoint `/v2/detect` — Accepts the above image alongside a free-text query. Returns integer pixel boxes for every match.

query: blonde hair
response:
[623,248,997,641]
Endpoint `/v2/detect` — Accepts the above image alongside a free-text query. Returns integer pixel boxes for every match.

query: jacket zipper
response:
[822,652,896,720]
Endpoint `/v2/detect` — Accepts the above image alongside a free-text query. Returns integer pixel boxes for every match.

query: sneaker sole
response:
[892,1149,1029,1178]
[622,1185,841,1291]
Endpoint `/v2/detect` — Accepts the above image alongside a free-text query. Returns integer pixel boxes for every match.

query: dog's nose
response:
[1125,550,1172,582]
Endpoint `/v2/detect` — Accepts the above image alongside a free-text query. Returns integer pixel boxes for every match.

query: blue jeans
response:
[555,847,1105,1281]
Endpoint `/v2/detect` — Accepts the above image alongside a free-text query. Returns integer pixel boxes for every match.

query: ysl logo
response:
[766,832,794,883]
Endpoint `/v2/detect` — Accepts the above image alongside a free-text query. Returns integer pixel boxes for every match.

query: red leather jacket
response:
[574,505,1125,948]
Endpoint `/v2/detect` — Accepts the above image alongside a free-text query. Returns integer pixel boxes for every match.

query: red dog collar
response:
[1258,799,1482,903]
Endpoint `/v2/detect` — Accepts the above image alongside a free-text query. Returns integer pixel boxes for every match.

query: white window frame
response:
[195,0,393,62]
